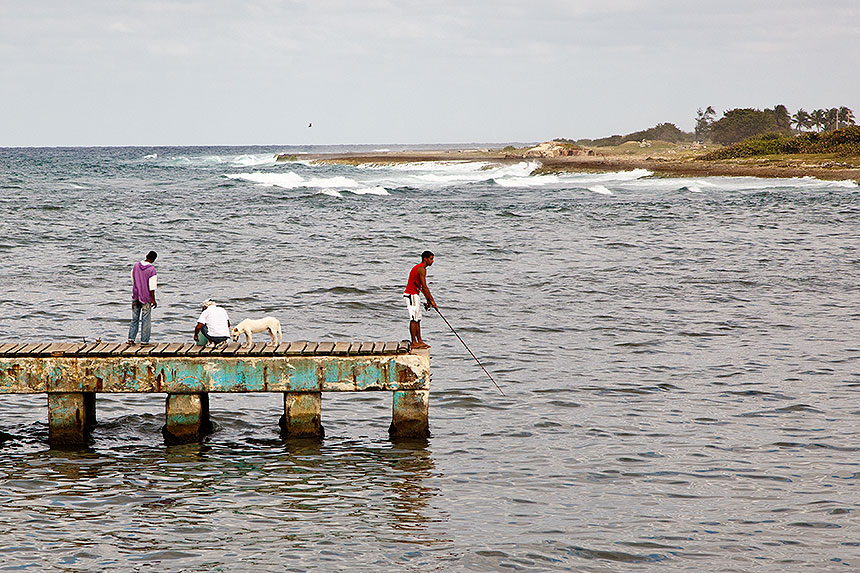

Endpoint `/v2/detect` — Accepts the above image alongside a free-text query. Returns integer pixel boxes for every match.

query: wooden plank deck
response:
[0,340,411,357]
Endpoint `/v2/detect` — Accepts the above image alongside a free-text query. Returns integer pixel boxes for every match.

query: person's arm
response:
[418,266,436,308]
[194,322,204,339]
[149,273,158,308]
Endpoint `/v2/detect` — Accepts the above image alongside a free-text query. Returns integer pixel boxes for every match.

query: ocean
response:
[1,145,859,571]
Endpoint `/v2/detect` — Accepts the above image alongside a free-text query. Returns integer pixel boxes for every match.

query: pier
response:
[0,340,430,446]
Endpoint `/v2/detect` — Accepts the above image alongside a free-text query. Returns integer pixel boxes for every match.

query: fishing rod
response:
[429,305,505,396]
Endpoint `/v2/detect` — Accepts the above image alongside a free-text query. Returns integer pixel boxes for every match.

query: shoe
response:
[126,340,135,344]
[140,342,155,346]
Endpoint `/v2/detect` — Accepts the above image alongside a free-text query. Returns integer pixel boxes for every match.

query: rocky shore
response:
[284,148,860,182]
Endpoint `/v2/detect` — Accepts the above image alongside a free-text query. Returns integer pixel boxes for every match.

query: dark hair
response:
[146,250,158,261]
[421,250,434,260]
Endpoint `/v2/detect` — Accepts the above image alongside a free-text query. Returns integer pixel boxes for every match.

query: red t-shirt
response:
[404,263,424,295]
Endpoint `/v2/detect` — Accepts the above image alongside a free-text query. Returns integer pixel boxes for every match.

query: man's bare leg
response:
[410,320,429,348]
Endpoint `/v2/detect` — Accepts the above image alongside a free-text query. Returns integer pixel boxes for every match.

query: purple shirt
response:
[131,261,157,303]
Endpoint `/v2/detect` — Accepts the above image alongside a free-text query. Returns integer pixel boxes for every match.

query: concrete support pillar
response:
[279,392,324,439]
[389,389,429,439]
[48,392,95,447]
[83,392,96,429]
[162,393,212,445]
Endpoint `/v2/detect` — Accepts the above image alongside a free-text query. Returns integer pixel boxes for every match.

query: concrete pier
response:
[163,393,212,444]
[280,392,324,438]
[389,390,430,439]
[0,341,430,446]
[47,392,96,447]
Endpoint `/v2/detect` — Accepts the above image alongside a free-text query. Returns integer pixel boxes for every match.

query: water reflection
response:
[0,426,449,570]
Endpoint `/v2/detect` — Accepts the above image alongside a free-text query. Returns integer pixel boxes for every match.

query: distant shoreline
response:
[293,149,860,182]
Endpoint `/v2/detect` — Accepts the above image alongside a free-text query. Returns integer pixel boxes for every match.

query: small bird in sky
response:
[308,122,312,128]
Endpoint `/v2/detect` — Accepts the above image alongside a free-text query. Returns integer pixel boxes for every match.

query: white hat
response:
[202,299,216,309]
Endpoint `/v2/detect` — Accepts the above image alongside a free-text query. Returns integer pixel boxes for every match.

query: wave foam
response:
[589,185,613,195]
[233,154,277,167]
[225,172,389,195]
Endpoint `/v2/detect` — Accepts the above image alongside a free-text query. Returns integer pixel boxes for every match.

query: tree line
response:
[696,105,856,145]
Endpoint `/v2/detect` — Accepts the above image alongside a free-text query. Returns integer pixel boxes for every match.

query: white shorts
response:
[405,293,421,322]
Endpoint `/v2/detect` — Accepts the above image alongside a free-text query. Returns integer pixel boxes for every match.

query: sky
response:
[1,0,858,147]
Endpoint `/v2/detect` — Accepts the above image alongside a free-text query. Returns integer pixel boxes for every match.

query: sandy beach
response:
[300,148,860,182]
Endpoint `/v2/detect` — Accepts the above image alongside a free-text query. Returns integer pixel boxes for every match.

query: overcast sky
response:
[1,0,858,146]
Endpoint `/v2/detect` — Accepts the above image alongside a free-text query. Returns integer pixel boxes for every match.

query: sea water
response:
[1,146,859,571]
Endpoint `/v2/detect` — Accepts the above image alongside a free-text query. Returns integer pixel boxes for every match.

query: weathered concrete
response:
[279,392,324,438]
[0,353,428,394]
[389,389,430,439]
[163,393,212,445]
[0,342,430,445]
[48,392,96,447]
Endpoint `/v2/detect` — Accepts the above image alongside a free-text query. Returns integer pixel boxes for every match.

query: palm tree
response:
[810,109,827,132]
[838,106,855,128]
[791,108,812,133]
[825,108,839,131]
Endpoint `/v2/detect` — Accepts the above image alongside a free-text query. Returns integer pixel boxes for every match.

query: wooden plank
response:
[383,341,398,353]
[348,342,362,354]
[301,342,319,355]
[180,343,196,354]
[5,343,29,356]
[79,342,103,355]
[316,341,335,355]
[233,343,252,356]
[212,341,233,353]
[47,342,72,356]
[163,343,183,355]
[397,340,411,353]
[333,341,350,355]
[93,343,114,355]
[359,342,374,354]
[67,342,90,356]
[29,343,54,355]
[198,344,219,355]
[286,341,306,355]
[260,342,279,355]
[245,342,267,355]
[102,343,125,356]
[275,342,292,355]
[0,343,23,355]
[119,342,141,356]
[220,343,242,356]
[372,341,386,354]
[150,343,172,355]
[138,343,158,355]
[185,344,206,356]
[16,343,42,355]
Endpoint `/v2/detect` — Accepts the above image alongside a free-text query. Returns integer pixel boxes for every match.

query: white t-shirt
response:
[197,306,230,338]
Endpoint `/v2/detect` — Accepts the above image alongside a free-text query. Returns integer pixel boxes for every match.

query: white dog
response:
[232,317,282,347]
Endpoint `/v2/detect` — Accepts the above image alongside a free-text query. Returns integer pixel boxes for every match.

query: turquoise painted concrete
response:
[0,354,429,394]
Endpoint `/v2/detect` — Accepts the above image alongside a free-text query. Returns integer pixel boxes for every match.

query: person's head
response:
[146,250,157,262]
[202,299,216,310]
[421,250,434,266]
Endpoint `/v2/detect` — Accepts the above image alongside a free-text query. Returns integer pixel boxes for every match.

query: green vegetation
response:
[696,105,855,145]
[709,106,792,145]
[576,123,692,147]
[700,126,860,160]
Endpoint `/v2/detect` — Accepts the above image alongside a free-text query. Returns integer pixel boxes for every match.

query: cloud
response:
[109,21,133,34]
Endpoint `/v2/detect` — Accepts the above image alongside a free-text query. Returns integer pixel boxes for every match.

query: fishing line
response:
[430,306,505,396]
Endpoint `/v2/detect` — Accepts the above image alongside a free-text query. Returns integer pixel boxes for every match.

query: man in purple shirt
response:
[127,251,158,344]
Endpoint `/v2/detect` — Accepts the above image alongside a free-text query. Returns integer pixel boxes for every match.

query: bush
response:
[701,126,860,159]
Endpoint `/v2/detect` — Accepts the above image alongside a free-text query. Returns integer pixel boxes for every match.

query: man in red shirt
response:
[404,251,436,349]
